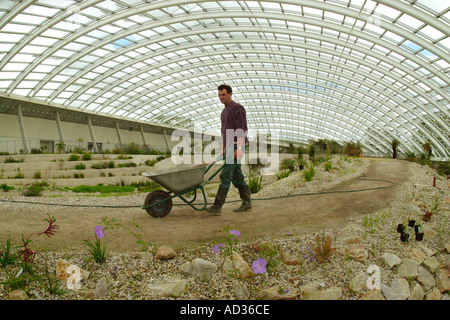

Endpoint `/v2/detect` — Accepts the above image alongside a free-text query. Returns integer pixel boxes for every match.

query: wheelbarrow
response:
[141,158,226,218]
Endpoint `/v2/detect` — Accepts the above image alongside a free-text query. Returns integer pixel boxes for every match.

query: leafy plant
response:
[0,237,18,267]
[276,169,291,180]
[0,183,14,192]
[311,231,335,263]
[83,226,107,263]
[303,163,316,181]
[68,154,80,161]
[82,152,92,161]
[248,173,263,193]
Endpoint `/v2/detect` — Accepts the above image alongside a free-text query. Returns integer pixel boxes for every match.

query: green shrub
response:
[71,185,135,193]
[276,169,291,180]
[91,161,115,169]
[74,163,86,170]
[325,161,332,171]
[303,164,316,181]
[118,162,137,168]
[68,154,80,161]
[82,152,92,161]
[249,174,263,193]
[4,157,24,163]
[11,172,24,179]
[0,184,14,192]
[280,158,296,171]
[23,184,44,197]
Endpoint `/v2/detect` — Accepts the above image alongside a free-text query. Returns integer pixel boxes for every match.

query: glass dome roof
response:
[0,0,448,158]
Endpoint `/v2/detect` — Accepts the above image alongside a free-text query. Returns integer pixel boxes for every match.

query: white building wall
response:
[0,113,168,154]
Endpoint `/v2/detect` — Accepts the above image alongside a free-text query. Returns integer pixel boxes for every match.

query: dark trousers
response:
[219,146,247,189]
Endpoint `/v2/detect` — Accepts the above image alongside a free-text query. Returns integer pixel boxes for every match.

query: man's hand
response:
[234,148,244,160]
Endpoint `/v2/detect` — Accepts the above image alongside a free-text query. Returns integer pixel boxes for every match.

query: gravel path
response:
[0,157,448,301]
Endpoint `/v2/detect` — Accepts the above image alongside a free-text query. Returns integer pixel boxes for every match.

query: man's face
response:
[218,89,232,105]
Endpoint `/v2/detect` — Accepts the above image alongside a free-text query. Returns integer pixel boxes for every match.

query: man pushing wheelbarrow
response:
[205,84,252,215]
[141,84,251,218]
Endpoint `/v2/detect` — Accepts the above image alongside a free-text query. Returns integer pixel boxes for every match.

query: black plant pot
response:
[400,233,409,242]
[408,220,416,227]
[415,233,424,241]
[397,224,404,233]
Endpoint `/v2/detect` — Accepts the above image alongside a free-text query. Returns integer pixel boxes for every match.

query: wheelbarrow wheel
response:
[144,190,172,218]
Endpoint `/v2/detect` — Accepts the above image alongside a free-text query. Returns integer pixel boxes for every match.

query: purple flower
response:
[252,257,267,274]
[229,230,241,240]
[213,243,223,254]
[95,225,105,239]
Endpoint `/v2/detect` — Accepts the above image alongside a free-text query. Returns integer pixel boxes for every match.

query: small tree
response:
[391,138,400,159]
[56,141,65,154]
[422,142,432,158]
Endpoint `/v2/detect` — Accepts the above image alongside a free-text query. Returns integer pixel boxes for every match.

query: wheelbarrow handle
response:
[204,155,226,174]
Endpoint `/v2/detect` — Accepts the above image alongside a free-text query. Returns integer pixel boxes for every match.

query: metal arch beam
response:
[134,70,449,158]
[93,42,446,136]
[0,0,34,31]
[160,85,421,151]
[1,0,446,154]
[0,0,103,71]
[15,8,449,98]
[59,26,449,126]
[172,95,420,155]
[103,56,448,153]
[122,70,445,158]
[52,27,448,110]
[193,101,390,154]
[373,0,450,36]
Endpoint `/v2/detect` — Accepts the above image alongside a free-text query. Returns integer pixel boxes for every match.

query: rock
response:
[417,266,435,291]
[147,277,187,298]
[341,236,362,245]
[223,252,255,279]
[423,256,440,274]
[349,273,368,293]
[408,284,425,300]
[156,245,176,260]
[256,286,297,300]
[379,253,402,269]
[435,269,450,293]
[179,258,217,279]
[338,224,362,238]
[381,277,410,300]
[344,244,368,262]
[397,258,419,280]
[444,242,450,253]
[425,288,441,300]
[94,278,109,298]
[78,289,96,300]
[56,259,89,285]
[361,289,385,300]
[281,253,301,265]
[233,282,249,300]
[320,287,342,300]
[406,248,426,264]
[8,289,28,300]
[300,282,322,300]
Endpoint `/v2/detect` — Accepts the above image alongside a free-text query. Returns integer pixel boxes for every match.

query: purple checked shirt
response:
[220,101,248,150]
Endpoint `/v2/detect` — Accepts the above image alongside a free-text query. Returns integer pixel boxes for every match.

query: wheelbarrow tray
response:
[142,163,209,193]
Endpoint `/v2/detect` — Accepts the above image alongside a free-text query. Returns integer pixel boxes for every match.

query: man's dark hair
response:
[218,84,232,93]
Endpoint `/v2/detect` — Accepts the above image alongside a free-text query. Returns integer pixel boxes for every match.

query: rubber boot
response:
[233,185,252,212]
[206,187,229,215]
